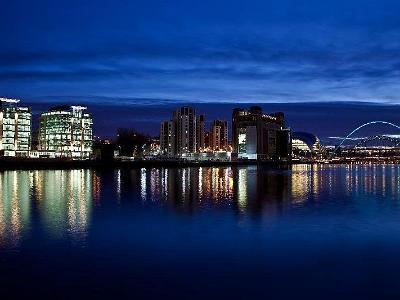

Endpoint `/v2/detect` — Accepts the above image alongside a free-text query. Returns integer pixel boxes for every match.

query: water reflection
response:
[120,166,290,214]
[2,165,400,247]
[0,171,31,247]
[0,169,93,247]
[118,164,400,214]
[33,170,93,243]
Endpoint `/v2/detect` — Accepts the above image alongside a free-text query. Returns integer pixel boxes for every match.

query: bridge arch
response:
[332,121,400,156]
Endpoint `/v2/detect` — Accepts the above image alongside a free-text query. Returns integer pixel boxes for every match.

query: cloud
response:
[2,0,400,104]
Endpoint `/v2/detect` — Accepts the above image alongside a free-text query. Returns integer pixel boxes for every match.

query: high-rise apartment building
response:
[39,105,93,158]
[204,131,211,150]
[0,98,32,157]
[196,114,205,152]
[173,106,196,156]
[210,120,228,152]
[160,106,204,157]
[232,106,291,160]
[160,120,175,156]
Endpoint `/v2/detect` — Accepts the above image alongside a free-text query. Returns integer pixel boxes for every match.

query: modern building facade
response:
[0,98,32,157]
[232,106,291,160]
[210,120,228,152]
[292,131,321,158]
[160,120,175,156]
[39,105,93,159]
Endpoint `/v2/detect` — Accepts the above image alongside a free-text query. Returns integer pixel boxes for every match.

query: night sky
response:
[2,0,400,141]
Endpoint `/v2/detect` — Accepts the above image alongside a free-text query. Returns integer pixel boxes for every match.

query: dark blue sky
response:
[2,0,400,138]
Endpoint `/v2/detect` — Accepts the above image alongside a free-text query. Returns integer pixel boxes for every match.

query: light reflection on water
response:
[2,164,400,298]
[1,164,400,248]
[0,169,93,248]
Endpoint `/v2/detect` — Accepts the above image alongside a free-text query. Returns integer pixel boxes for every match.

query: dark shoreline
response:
[1,158,400,170]
[0,158,290,170]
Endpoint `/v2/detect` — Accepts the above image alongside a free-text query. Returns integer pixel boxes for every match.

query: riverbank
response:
[0,157,291,170]
[1,157,400,170]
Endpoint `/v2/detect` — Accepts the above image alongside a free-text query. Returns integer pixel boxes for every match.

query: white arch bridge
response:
[331,121,400,157]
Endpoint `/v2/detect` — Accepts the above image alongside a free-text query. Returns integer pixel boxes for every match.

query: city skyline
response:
[4,97,400,163]
[10,100,400,144]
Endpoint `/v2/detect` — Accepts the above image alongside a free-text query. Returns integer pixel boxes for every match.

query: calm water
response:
[1,165,400,299]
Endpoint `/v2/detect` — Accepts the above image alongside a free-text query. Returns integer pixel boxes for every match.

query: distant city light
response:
[71,105,87,110]
[0,97,20,103]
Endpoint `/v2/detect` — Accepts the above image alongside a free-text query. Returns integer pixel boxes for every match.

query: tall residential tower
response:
[160,120,175,156]
[173,106,197,156]
[160,106,204,157]
[210,120,228,152]
[196,114,205,152]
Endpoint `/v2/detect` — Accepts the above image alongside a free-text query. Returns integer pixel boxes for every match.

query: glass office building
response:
[39,106,93,159]
[0,98,32,157]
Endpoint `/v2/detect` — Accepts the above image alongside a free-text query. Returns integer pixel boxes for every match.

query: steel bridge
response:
[331,121,400,157]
